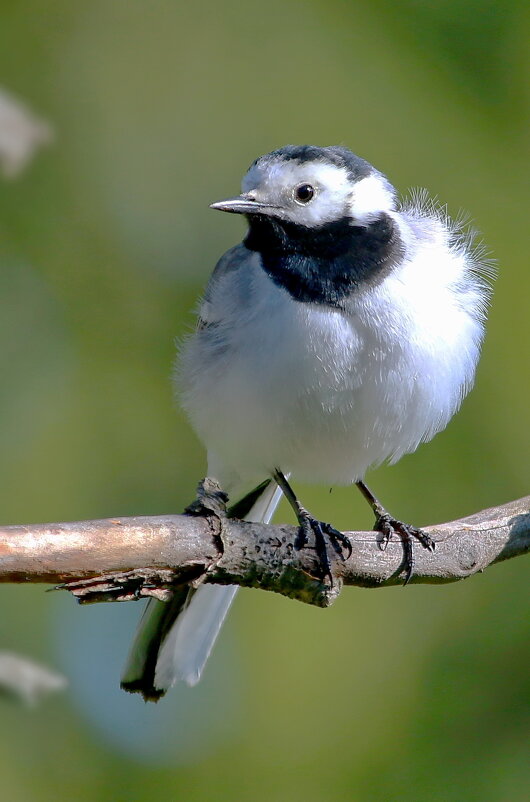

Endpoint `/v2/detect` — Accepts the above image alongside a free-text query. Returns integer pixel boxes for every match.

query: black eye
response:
[294,183,315,204]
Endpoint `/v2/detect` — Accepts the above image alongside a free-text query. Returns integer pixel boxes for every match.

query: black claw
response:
[417,532,436,552]
[296,516,351,586]
[376,519,394,552]
[295,524,309,550]
[374,513,434,585]
[401,537,414,586]
[313,521,333,584]
[321,522,352,560]
[298,517,333,584]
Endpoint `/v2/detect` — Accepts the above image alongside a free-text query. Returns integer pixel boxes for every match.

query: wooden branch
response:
[0,480,528,608]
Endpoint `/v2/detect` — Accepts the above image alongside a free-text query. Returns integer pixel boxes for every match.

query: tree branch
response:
[0,480,528,608]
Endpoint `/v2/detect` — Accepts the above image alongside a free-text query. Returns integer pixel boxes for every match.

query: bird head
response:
[210,144,396,229]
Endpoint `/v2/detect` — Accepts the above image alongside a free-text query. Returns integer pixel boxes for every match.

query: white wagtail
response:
[122,144,491,700]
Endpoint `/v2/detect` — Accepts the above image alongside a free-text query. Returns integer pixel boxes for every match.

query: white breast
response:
[178,215,486,488]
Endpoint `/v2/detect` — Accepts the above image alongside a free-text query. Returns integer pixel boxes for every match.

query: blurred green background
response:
[0,0,529,799]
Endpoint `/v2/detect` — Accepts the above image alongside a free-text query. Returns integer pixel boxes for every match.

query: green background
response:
[0,1,529,799]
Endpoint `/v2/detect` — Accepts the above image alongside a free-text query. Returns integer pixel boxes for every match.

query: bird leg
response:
[273,470,352,585]
[355,480,435,584]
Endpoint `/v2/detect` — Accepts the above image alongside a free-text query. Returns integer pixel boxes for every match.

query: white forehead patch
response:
[242,159,353,226]
[348,173,396,224]
[242,157,396,227]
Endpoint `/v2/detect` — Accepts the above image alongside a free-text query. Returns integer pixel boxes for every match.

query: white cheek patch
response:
[349,173,396,224]
[278,162,353,227]
[301,163,351,225]
[242,157,396,228]
[243,160,354,226]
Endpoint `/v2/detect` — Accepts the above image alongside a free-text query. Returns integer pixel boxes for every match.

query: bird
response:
[121,144,492,701]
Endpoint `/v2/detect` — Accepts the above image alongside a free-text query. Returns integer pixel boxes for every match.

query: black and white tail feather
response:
[121,479,283,700]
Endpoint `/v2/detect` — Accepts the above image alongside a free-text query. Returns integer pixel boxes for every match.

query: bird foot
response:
[296,515,352,586]
[374,513,435,585]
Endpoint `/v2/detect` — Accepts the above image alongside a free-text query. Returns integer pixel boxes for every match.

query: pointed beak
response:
[209,194,279,215]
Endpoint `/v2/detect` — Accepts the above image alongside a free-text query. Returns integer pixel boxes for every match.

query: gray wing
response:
[197,243,257,330]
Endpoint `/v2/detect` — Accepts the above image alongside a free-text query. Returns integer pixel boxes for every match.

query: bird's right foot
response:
[296,513,352,586]
[272,469,351,586]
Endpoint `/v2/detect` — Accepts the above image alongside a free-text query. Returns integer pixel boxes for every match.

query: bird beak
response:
[209,195,278,215]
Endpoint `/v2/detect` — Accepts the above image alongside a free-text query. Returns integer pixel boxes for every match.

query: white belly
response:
[179,253,483,487]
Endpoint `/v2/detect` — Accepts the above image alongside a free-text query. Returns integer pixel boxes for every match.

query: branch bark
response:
[0,481,528,607]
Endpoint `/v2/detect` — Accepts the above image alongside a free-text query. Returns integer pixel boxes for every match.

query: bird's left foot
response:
[374,513,435,585]
[296,514,352,586]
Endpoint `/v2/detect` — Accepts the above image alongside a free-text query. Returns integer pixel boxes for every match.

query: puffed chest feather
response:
[179,240,485,486]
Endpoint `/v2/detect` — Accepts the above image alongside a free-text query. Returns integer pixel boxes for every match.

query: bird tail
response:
[120,479,283,701]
